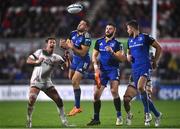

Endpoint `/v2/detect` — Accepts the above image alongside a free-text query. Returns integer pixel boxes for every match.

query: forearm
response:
[26,58,39,65]
[154,46,162,62]
[71,47,87,56]
[113,52,127,62]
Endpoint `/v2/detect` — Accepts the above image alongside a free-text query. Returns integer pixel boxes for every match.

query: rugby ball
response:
[67,3,83,14]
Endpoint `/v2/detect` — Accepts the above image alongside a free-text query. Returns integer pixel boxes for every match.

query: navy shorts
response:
[70,58,90,74]
[101,69,120,87]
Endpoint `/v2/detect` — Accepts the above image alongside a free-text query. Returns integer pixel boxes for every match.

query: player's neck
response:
[44,48,53,55]
[77,30,85,35]
[133,31,140,38]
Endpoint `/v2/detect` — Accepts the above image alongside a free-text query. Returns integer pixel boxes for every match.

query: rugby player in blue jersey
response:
[125,20,162,127]
[60,20,91,116]
[87,23,126,126]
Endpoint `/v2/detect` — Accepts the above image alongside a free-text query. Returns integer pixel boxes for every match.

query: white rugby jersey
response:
[29,49,64,84]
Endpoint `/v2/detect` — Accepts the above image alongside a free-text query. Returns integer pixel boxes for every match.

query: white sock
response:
[27,106,34,121]
[57,107,66,118]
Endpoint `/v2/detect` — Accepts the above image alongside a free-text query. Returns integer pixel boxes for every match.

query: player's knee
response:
[94,93,100,101]
[29,93,38,106]
[72,78,80,87]
[111,89,119,98]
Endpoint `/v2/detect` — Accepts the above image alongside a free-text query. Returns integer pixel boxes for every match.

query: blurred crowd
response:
[0,0,180,38]
[91,0,180,38]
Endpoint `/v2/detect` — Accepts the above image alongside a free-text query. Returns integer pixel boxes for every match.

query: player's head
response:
[126,20,139,36]
[45,37,56,50]
[77,19,90,32]
[105,23,116,38]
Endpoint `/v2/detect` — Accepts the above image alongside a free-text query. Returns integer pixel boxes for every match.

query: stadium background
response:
[0,0,180,128]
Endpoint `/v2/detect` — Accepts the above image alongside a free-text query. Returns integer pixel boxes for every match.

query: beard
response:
[129,32,133,37]
[106,33,113,38]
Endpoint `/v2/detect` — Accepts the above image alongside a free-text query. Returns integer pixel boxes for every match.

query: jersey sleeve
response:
[144,34,155,45]
[29,49,41,60]
[52,54,65,62]
[94,40,99,51]
[69,31,74,40]
[82,32,91,47]
[114,41,122,52]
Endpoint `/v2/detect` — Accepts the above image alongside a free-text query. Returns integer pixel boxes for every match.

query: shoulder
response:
[141,33,151,38]
[70,30,77,35]
[34,49,42,54]
[96,37,104,43]
[114,39,121,43]
[141,33,155,40]
[52,53,64,61]
[84,32,91,38]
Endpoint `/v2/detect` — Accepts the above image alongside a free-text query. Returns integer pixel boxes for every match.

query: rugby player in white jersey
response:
[26,37,69,128]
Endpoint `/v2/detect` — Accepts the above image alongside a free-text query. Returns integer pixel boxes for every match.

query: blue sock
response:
[74,88,81,108]
[117,112,122,118]
[140,91,149,113]
[148,99,160,117]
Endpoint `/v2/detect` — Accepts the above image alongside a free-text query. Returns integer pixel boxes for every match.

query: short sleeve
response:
[83,32,91,46]
[94,40,99,51]
[29,49,41,59]
[144,34,155,45]
[114,41,122,52]
[69,31,74,40]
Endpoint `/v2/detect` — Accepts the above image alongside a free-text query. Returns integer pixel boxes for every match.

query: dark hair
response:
[81,19,90,27]
[126,20,139,30]
[107,22,116,28]
[45,37,56,43]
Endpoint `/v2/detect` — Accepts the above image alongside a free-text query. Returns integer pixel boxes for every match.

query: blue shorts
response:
[101,69,120,87]
[128,75,152,89]
[70,58,90,74]
[132,66,152,88]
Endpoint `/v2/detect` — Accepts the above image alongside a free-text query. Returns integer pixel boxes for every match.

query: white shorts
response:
[30,81,54,92]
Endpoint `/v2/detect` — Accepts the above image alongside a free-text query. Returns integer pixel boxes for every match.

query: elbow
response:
[26,59,32,64]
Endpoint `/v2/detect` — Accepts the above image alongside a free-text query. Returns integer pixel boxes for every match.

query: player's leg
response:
[44,86,68,126]
[68,60,90,116]
[123,85,137,125]
[146,81,162,127]
[27,86,40,128]
[68,70,83,116]
[137,76,152,126]
[110,80,123,126]
[87,85,105,126]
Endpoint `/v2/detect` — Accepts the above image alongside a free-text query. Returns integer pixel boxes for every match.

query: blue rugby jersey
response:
[94,37,123,71]
[127,33,155,69]
[69,30,91,61]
